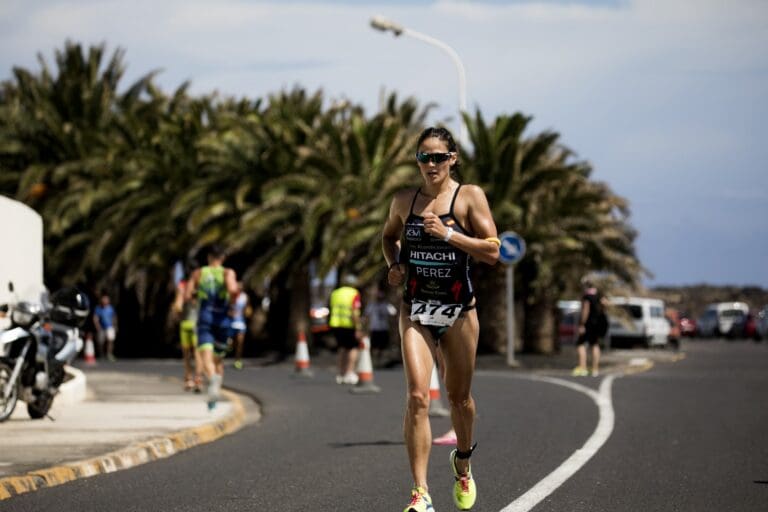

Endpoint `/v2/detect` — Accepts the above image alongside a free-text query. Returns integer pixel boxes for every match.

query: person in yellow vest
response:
[184,245,239,410]
[329,276,363,385]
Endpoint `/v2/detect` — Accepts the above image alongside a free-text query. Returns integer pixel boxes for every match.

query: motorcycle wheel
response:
[27,391,53,420]
[0,362,19,422]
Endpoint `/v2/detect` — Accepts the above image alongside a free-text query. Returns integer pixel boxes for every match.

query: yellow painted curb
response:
[670,353,687,363]
[0,389,246,501]
[623,360,655,375]
[622,351,687,375]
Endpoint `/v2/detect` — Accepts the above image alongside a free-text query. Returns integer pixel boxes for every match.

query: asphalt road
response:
[3,339,767,511]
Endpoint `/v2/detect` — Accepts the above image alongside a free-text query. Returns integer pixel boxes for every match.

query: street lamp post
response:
[370,15,469,148]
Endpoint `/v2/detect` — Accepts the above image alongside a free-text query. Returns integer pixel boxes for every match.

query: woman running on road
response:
[382,126,500,511]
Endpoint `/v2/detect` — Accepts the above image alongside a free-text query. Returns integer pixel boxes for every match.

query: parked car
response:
[697,302,749,338]
[309,304,330,334]
[556,300,581,345]
[727,311,758,340]
[606,296,670,348]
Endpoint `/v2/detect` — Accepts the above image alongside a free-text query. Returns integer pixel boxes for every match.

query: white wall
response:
[0,195,45,305]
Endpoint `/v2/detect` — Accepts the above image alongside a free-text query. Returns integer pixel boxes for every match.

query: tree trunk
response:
[522,296,556,354]
[265,272,291,354]
[287,264,310,351]
[516,256,556,354]
[474,264,525,354]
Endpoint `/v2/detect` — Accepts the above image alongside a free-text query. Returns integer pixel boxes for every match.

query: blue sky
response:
[1,0,766,288]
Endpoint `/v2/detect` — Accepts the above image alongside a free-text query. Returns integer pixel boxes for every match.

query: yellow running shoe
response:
[450,447,477,510]
[403,486,434,512]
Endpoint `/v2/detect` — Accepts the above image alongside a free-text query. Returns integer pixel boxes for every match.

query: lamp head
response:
[370,15,403,36]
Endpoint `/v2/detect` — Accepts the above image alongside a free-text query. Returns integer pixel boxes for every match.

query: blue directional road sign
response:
[499,231,526,265]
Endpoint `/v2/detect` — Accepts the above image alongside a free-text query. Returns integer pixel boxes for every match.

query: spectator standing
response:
[230,282,251,370]
[364,287,397,367]
[329,277,363,385]
[573,280,608,376]
[93,292,117,361]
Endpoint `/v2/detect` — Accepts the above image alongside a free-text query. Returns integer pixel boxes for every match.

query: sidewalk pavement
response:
[0,343,684,501]
[0,367,260,501]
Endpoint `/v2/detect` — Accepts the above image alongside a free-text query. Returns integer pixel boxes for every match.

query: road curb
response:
[0,389,247,501]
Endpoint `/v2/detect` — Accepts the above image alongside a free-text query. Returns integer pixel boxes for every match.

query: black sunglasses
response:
[416,152,453,164]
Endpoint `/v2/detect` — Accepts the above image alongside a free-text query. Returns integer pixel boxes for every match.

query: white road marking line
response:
[479,371,618,512]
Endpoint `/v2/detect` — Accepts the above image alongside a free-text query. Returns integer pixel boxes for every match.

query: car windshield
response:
[721,309,745,318]
[619,305,643,319]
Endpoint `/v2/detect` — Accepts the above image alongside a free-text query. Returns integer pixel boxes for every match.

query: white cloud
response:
[435,0,622,22]
[167,1,274,30]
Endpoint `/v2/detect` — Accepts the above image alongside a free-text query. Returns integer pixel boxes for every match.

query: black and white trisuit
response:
[401,185,476,341]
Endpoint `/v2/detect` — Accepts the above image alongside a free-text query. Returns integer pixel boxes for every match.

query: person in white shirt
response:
[364,287,397,367]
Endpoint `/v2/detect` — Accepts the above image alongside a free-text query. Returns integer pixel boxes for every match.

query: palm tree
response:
[464,110,642,353]
[218,91,429,349]
[1,41,644,358]
[0,41,158,289]
[304,93,431,282]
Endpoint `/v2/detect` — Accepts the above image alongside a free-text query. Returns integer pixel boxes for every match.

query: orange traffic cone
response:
[428,364,450,417]
[293,331,313,378]
[83,336,96,366]
[350,336,380,394]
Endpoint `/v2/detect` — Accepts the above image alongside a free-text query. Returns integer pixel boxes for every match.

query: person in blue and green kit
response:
[184,245,239,410]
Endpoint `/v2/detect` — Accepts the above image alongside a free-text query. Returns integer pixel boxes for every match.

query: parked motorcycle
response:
[0,283,89,422]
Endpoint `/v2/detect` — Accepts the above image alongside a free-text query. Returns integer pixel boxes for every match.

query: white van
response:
[606,296,670,347]
[697,302,749,338]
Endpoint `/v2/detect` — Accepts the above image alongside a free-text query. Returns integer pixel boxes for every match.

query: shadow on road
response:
[329,440,404,449]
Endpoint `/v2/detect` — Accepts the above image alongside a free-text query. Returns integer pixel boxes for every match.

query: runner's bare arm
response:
[184,269,200,302]
[424,185,499,265]
[382,191,409,285]
[225,269,239,305]
[172,286,182,314]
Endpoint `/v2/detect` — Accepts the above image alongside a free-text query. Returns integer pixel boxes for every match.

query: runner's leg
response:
[192,331,202,389]
[440,310,479,476]
[199,347,216,380]
[400,305,437,490]
[180,324,192,384]
[215,353,224,378]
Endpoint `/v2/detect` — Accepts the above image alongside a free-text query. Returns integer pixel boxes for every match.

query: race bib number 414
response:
[409,301,462,327]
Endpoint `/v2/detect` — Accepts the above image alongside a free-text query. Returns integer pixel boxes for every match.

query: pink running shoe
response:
[433,429,458,446]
